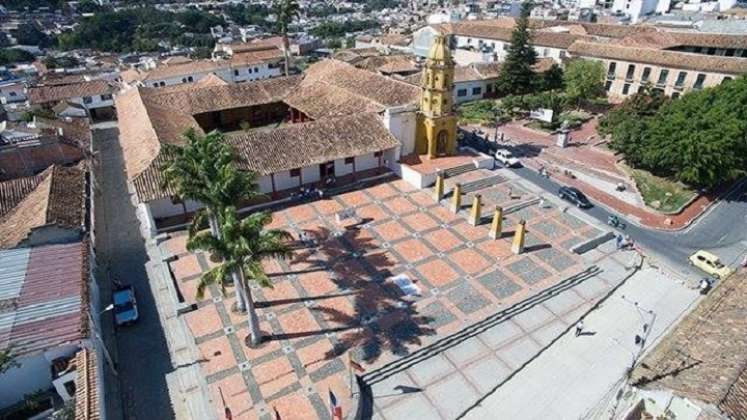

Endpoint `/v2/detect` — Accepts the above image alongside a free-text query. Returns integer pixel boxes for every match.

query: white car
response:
[495,149,520,167]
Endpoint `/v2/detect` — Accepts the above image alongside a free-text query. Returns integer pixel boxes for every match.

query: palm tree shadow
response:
[262,217,436,364]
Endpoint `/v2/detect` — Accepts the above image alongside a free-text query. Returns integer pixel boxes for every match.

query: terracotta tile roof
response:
[375,34,412,47]
[227,36,285,53]
[0,165,86,249]
[401,58,553,85]
[117,60,418,202]
[619,30,747,50]
[0,135,85,181]
[28,80,116,105]
[35,117,92,150]
[332,48,383,63]
[437,19,591,48]
[285,59,421,119]
[142,50,283,82]
[74,348,100,420]
[0,241,89,357]
[0,173,45,216]
[568,41,747,74]
[228,113,399,176]
[632,270,747,417]
[354,54,420,75]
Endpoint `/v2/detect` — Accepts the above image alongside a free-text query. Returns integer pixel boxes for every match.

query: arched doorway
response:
[436,129,449,156]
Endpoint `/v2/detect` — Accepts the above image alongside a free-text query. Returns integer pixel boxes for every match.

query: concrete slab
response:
[425,374,480,419]
[479,321,524,349]
[380,393,442,419]
[511,304,556,332]
[462,356,512,393]
[499,336,541,369]
[444,337,490,367]
[408,354,454,387]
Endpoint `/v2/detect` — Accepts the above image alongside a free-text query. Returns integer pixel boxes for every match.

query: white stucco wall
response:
[0,345,79,409]
[144,63,282,88]
[383,106,417,157]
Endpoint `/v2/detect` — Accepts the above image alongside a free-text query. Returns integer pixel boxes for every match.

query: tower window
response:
[457,89,467,97]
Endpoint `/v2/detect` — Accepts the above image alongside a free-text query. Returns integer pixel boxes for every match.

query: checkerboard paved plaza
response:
[161,177,601,419]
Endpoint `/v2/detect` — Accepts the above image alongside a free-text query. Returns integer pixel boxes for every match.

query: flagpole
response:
[348,352,354,397]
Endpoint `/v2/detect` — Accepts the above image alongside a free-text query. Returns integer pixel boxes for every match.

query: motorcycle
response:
[607,215,626,230]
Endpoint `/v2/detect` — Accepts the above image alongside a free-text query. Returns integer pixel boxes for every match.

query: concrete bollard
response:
[433,173,445,202]
[468,194,482,226]
[489,206,503,239]
[511,219,526,254]
[451,183,462,213]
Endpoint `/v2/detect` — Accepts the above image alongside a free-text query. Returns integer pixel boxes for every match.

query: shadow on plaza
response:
[260,216,436,364]
[93,128,176,420]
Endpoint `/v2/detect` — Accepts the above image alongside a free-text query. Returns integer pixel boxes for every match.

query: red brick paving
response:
[164,176,590,419]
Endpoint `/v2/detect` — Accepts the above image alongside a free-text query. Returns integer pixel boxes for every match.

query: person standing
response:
[575,320,584,337]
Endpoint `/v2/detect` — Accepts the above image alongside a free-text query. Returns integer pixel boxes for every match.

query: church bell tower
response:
[415,33,457,159]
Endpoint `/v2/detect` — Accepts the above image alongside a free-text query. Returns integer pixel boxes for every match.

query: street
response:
[511,165,747,275]
[93,128,176,420]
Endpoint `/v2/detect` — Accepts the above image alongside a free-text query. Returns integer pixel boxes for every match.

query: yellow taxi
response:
[689,250,734,279]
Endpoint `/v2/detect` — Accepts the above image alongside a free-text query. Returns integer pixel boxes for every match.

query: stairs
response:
[361,265,601,386]
[443,163,476,178]
[459,175,505,194]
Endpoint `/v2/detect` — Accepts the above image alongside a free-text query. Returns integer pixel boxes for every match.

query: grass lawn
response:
[457,99,501,125]
[627,167,697,213]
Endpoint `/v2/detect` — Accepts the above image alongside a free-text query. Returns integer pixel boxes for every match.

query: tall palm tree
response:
[273,0,299,77]
[188,206,293,346]
[161,129,261,310]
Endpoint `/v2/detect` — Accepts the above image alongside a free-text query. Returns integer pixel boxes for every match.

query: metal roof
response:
[0,242,87,357]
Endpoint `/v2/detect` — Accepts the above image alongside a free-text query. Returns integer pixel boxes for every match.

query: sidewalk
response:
[491,120,723,230]
[461,265,699,420]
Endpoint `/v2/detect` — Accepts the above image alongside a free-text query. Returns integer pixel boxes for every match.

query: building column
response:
[489,206,503,240]
[270,173,277,198]
[511,220,526,255]
[468,194,482,226]
[433,172,445,201]
[451,183,462,213]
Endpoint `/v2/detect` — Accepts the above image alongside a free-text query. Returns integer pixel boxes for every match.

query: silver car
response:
[113,285,139,326]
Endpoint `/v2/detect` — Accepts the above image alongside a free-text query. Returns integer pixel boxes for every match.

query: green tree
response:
[161,129,263,311]
[0,48,35,65]
[540,63,564,91]
[0,347,19,374]
[273,0,300,77]
[188,207,292,346]
[15,24,53,48]
[563,59,605,108]
[494,2,538,96]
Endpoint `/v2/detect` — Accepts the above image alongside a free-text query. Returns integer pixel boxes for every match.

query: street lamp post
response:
[88,304,118,375]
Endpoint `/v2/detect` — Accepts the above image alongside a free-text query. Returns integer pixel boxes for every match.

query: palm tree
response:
[188,206,293,346]
[273,0,299,77]
[161,129,262,311]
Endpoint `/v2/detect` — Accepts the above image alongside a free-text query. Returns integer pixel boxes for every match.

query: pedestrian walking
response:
[575,320,584,337]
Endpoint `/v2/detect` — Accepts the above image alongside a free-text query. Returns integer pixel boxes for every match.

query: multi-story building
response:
[27,79,117,120]
[412,18,747,100]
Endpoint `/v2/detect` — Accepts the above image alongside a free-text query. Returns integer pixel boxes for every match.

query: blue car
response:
[113,285,139,326]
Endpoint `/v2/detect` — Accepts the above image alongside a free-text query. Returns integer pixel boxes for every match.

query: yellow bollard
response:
[511,219,527,254]
[489,206,503,239]
[451,183,462,213]
[433,173,445,202]
[468,194,482,226]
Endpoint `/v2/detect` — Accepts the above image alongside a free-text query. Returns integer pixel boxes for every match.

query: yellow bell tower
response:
[416,33,458,159]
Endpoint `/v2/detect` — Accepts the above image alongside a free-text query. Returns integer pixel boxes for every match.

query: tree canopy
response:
[57,8,224,53]
[605,78,747,188]
[494,2,538,96]
[0,48,35,66]
[563,59,605,107]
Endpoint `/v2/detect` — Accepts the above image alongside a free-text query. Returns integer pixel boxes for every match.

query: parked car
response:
[558,186,592,208]
[494,149,520,167]
[113,285,139,326]
[689,250,734,279]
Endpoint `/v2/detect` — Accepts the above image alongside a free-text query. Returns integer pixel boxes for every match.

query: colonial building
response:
[411,18,747,100]
[415,34,458,159]
[27,79,117,121]
[115,59,424,228]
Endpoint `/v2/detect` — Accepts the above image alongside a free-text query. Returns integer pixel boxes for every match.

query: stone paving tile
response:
[170,254,202,279]
[402,212,439,232]
[446,282,490,315]
[426,374,480,419]
[167,177,592,419]
[382,196,417,214]
[408,354,454,386]
[511,305,557,332]
[462,356,512,393]
[381,394,442,419]
[542,290,585,316]
[163,234,188,256]
[423,229,462,253]
[209,373,257,420]
[500,336,542,369]
[393,238,433,262]
[530,319,569,347]
[507,257,551,285]
[478,269,522,300]
[480,321,524,349]
[530,220,569,240]
[444,337,490,367]
[416,260,459,289]
[449,248,491,275]
[374,220,410,243]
